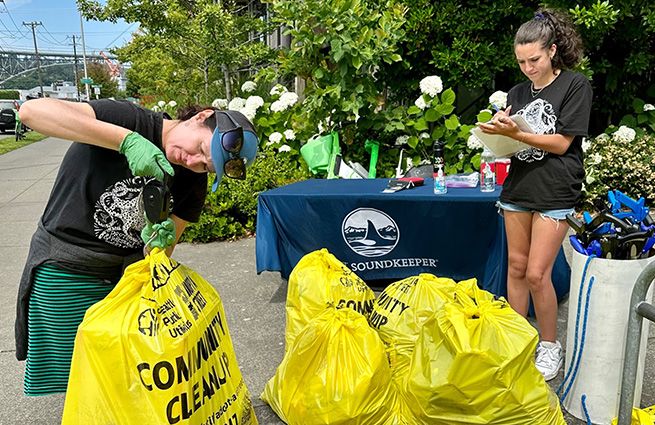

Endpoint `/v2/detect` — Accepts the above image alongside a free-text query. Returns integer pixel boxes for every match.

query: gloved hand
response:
[119,132,175,179]
[141,216,176,250]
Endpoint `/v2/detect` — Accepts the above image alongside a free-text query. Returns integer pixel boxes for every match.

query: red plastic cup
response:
[496,158,510,185]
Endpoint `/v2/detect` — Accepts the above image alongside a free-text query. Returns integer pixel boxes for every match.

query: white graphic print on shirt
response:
[93,177,150,249]
[516,99,557,163]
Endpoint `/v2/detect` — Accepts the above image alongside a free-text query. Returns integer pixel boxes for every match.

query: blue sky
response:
[0,0,136,55]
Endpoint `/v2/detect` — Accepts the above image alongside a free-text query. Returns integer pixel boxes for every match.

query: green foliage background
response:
[75,0,655,241]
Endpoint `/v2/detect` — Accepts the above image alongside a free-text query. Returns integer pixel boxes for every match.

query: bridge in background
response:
[0,50,121,85]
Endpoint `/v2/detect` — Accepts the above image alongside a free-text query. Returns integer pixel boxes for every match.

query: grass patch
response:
[0,131,49,155]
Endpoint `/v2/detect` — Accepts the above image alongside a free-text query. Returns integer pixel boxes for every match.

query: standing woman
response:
[15,98,258,395]
[477,8,592,381]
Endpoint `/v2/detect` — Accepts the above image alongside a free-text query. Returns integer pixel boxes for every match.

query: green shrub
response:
[579,131,655,212]
[0,90,20,100]
[180,146,313,242]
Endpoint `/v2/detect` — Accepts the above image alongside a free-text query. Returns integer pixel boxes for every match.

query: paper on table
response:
[470,114,534,158]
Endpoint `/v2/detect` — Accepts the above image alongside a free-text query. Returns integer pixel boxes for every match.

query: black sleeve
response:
[556,74,593,136]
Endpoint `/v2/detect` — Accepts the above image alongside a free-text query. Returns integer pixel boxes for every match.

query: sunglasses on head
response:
[216,111,246,180]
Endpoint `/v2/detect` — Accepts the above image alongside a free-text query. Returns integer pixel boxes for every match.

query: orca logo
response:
[138,308,159,337]
[342,208,399,257]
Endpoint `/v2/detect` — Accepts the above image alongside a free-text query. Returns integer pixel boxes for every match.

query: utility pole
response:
[69,35,81,100]
[23,21,44,98]
[79,11,90,101]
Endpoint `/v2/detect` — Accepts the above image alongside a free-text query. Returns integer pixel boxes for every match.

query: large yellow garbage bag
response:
[285,248,375,352]
[404,282,566,425]
[261,307,402,425]
[370,274,460,383]
[612,406,655,425]
[62,249,257,425]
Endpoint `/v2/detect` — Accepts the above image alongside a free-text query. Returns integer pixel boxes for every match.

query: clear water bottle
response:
[433,140,447,194]
[480,147,496,192]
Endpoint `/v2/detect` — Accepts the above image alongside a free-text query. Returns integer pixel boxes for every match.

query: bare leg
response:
[504,211,534,317]
[526,215,569,342]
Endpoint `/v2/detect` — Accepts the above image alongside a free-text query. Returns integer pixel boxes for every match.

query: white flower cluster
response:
[228,97,246,111]
[596,133,610,143]
[271,92,299,113]
[278,145,291,152]
[158,100,166,108]
[284,129,295,140]
[168,100,177,108]
[644,104,655,112]
[612,125,636,143]
[489,91,508,109]
[268,132,283,145]
[589,153,602,165]
[419,76,443,97]
[395,135,410,145]
[237,95,265,120]
[581,138,591,153]
[467,134,484,150]
[212,98,228,109]
[270,84,288,96]
[241,81,257,93]
[415,96,427,110]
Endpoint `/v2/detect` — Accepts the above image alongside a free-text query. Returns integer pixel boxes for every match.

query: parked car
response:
[0,99,24,133]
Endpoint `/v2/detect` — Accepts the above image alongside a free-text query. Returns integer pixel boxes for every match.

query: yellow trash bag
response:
[62,249,257,425]
[370,274,460,383]
[612,406,655,425]
[285,248,375,352]
[403,282,566,425]
[261,306,401,425]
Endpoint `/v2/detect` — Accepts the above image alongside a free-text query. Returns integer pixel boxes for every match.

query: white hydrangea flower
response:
[270,100,285,113]
[158,100,166,108]
[270,84,288,96]
[280,92,299,107]
[284,129,296,140]
[596,133,610,143]
[488,91,508,109]
[241,81,257,93]
[151,105,161,112]
[419,76,443,97]
[612,125,636,143]
[245,95,264,110]
[228,97,246,111]
[278,144,291,152]
[644,104,655,112]
[269,132,283,144]
[581,138,592,152]
[467,134,484,150]
[419,132,430,139]
[168,100,177,108]
[241,106,257,121]
[415,96,427,110]
[212,98,228,109]
[590,153,602,165]
[459,152,465,160]
[396,135,410,145]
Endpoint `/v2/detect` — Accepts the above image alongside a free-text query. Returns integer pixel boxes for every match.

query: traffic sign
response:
[91,84,103,88]
[80,78,93,84]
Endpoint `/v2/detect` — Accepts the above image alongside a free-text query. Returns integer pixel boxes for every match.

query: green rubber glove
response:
[119,132,175,179]
[141,217,176,250]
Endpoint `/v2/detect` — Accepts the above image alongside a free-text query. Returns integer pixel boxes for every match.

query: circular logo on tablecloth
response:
[342,208,399,257]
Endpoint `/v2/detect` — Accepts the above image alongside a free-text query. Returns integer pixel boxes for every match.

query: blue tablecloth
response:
[256,178,570,300]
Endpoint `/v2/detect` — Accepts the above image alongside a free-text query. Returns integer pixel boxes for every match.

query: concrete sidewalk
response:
[0,137,652,424]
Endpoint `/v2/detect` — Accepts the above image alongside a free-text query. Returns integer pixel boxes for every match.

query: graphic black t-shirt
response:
[499,70,593,210]
[41,99,207,257]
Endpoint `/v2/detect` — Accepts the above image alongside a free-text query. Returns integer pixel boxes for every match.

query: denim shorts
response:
[496,201,574,221]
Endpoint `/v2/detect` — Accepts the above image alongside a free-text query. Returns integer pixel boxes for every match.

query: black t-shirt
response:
[41,99,207,257]
[499,70,593,210]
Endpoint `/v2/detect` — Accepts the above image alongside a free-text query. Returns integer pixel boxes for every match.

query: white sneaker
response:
[535,341,563,381]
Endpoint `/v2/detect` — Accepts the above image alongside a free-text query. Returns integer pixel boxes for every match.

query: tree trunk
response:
[222,63,231,101]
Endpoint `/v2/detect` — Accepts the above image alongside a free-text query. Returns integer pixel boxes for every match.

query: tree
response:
[78,0,272,103]
[78,62,118,99]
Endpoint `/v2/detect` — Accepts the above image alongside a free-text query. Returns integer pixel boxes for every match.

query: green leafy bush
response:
[180,146,313,242]
[579,130,655,212]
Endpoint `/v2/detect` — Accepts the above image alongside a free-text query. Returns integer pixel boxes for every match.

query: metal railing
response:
[617,260,655,424]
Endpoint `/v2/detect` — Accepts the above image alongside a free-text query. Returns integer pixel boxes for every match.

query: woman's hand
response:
[477,105,524,140]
